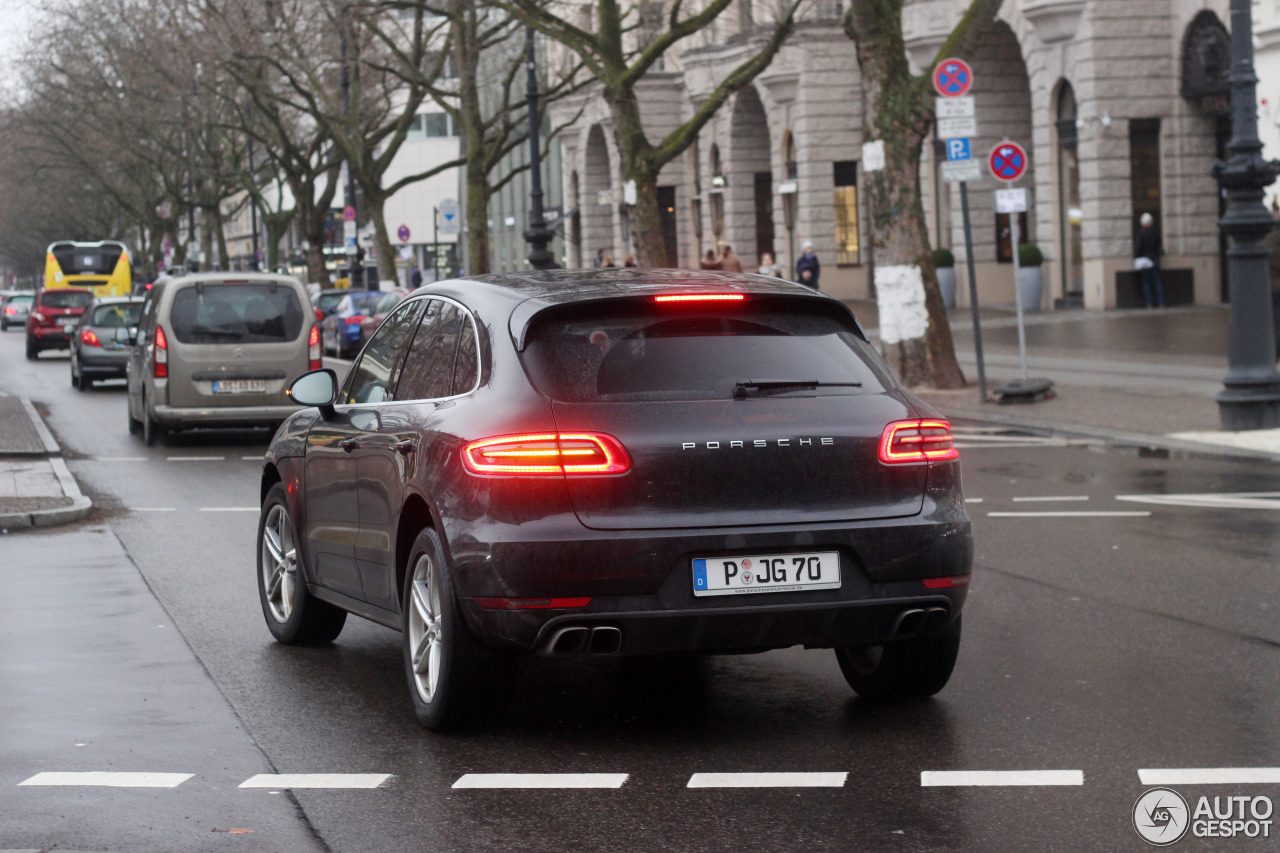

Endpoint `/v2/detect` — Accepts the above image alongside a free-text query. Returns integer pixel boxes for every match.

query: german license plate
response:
[59,317,76,327]
[212,379,266,394]
[692,552,840,597]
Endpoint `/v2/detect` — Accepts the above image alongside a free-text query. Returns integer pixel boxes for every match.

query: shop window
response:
[833,160,859,266]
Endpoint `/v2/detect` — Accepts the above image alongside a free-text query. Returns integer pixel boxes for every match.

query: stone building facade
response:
[552,0,1235,310]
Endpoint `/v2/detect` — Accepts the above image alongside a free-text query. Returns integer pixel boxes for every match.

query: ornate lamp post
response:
[522,24,558,270]
[1214,0,1280,430]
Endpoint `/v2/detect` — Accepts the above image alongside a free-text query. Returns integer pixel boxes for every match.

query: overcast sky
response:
[0,0,35,88]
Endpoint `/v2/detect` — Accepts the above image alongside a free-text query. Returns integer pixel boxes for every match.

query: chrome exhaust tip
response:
[891,608,927,638]
[588,626,622,655]
[922,607,950,634]
[543,625,590,656]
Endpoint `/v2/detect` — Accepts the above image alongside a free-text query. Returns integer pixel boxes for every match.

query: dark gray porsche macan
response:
[257,270,973,730]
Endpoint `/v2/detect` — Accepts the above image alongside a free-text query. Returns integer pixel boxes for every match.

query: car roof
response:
[89,295,143,304]
[155,272,304,289]
[423,268,851,350]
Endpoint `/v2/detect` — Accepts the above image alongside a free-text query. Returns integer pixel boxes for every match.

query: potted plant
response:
[931,248,957,309]
[1017,242,1044,312]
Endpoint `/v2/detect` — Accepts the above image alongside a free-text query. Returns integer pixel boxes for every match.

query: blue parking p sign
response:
[946,138,972,162]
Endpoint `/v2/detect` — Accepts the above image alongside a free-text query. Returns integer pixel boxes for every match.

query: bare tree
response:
[496,0,803,267]
[844,0,1001,388]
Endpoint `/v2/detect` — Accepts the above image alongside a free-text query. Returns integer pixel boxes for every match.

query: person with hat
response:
[795,241,820,290]
[1133,213,1164,308]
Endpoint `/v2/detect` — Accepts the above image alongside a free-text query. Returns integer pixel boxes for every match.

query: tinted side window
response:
[397,300,463,400]
[452,312,478,394]
[343,301,423,404]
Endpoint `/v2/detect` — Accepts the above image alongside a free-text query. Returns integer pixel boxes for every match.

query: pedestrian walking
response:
[720,244,743,273]
[699,249,722,271]
[410,265,423,288]
[796,240,820,289]
[757,252,781,277]
[1133,213,1165,308]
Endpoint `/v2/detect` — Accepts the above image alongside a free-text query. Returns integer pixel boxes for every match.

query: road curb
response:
[941,405,1280,464]
[0,403,94,531]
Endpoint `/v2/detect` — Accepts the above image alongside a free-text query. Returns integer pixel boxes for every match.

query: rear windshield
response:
[522,300,892,402]
[5,294,33,305]
[169,284,304,344]
[340,292,383,316]
[90,302,143,327]
[315,292,346,313]
[40,290,93,309]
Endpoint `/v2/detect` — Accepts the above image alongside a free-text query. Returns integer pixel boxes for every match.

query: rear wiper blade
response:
[733,380,862,399]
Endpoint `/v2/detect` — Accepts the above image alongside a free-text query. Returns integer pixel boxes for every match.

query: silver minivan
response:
[126,272,320,444]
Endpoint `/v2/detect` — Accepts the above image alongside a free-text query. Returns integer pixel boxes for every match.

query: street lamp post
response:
[340,36,367,289]
[248,138,261,271]
[522,24,558,270]
[1214,0,1280,430]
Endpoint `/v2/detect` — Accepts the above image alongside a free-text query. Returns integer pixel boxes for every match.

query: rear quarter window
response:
[169,284,304,344]
[522,299,892,402]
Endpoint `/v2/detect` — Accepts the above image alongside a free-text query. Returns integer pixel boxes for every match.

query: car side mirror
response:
[288,368,338,418]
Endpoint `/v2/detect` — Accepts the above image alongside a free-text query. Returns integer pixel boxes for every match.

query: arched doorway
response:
[1055,81,1082,305]
[727,86,773,267]
[583,124,613,265]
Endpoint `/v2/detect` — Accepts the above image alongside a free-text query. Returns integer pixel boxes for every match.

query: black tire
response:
[401,527,515,731]
[127,391,142,434]
[71,355,86,390]
[836,616,962,701]
[1,319,7,331]
[142,392,164,446]
[257,482,346,644]
[25,339,38,360]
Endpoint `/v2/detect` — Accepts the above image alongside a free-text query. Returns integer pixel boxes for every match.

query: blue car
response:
[320,290,383,359]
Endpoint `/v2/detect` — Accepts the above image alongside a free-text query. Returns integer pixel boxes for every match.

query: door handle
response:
[339,437,363,452]
[392,439,417,455]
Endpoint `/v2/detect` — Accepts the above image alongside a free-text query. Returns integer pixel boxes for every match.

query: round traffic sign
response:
[342,205,356,222]
[397,224,411,242]
[933,58,974,98]
[988,142,1029,182]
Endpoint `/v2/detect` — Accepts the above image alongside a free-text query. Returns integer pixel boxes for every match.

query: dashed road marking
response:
[921,770,1084,787]
[19,772,194,788]
[1117,492,1280,511]
[687,772,847,788]
[1139,768,1280,785]
[988,511,1150,518]
[94,457,147,462]
[131,507,176,512]
[198,507,259,512]
[167,456,225,462]
[240,773,391,789]
[452,773,629,789]
[1011,496,1089,503]
[965,498,983,504]
[241,455,263,461]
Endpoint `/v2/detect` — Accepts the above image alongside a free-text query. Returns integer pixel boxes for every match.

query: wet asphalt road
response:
[2,329,1279,852]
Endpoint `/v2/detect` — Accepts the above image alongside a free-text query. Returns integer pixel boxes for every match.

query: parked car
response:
[319,290,383,359]
[355,289,410,352]
[1,291,34,331]
[126,272,320,445]
[312,288,350,323]
[257,270,972,731]
[70,295,145,390]
[26,289,94,359]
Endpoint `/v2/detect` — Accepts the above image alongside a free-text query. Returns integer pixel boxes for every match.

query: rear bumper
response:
[28,328,74,346]
[79,350,130,375]
[152,403,297,429]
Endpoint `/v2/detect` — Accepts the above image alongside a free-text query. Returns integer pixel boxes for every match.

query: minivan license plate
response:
[213,379,266,394]
[692,552,840,597]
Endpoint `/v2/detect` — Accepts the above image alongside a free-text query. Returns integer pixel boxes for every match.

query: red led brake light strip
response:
[653,293,745,303]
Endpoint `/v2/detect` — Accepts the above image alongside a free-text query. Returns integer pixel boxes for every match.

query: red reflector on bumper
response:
[474,597,592,610]
[922,576,970,589]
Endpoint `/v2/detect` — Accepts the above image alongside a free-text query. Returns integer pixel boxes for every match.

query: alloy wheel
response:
[260,504,298,623]
[407,554,444,703]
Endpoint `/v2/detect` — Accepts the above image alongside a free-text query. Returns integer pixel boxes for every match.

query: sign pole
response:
[959,181,987,401]
[433,206,440,282]
[1010,209,1029,381]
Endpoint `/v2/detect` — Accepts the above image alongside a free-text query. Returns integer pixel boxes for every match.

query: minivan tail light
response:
[462,433,631,476]
[308,325,321,370]
[153,324,168,378]
[879,419,958,463]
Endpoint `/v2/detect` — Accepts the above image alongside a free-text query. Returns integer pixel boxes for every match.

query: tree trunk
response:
[263,211,293,270]
[609,95,666,267]
[365,191,395,287]
[465,157,492,275]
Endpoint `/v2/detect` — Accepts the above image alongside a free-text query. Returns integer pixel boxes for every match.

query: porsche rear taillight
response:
[461,432,631,476]
[153,324,168,378]
[878,419,958,463]
[308,325,321,370]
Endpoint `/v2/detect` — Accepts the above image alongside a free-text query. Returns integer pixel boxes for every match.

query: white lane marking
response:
[452,773,628,789]
[94,457,147,462]
[1139,768,1280,785]
[921,770,1084,787]
[687,772,847,788]
[1011,496,1089,503]
[19,772,193,788]
[132,507,176,512]
[239,773,391,789]
[1117,492,1280,511]
[198,507,259,512]
[988,511,1150,518]
[167,456,225,462]
[241,455,263,461]
[965,498,983,504]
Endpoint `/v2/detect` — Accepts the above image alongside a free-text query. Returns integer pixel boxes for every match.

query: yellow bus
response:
[45,240,133,296]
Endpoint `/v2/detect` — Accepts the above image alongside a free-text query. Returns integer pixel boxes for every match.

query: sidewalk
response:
[845,300,1280,461]
[0,396,92,530]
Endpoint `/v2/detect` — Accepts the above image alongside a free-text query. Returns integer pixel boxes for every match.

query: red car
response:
[27,289,94,360]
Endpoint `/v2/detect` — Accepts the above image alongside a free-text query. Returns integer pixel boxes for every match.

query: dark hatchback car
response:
[257,270,972,730]
[70,296,145,389]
